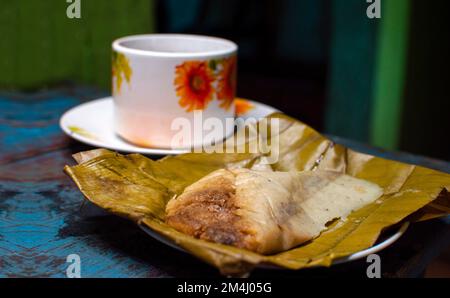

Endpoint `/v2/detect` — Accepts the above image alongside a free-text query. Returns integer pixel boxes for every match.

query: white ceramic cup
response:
[112,34,238,149]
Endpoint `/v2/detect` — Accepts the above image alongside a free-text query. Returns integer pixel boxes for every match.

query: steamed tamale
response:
[166,168,383,254]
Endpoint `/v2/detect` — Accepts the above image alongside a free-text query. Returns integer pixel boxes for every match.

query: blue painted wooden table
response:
[0,87,449,278]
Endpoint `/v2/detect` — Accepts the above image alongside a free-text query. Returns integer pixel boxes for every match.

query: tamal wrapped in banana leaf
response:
[166,168,383,254]
[63,112,450,274]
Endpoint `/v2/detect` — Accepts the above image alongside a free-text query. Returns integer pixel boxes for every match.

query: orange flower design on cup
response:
[174,61,215,112]
[234,98,254,116]
[217,56,237,110]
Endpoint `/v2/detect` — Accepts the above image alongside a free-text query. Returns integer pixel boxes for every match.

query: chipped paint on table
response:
[0,89,217,277]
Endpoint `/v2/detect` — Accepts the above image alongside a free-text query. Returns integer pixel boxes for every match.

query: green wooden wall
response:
[0,0,155,90]
[326,0,410,150]
[325,0,378,143]
[370,0,410,150]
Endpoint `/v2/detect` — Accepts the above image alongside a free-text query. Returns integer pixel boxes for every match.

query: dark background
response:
[0,0,449,161]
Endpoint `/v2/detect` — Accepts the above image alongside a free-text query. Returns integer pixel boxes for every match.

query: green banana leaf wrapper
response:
[64,113,450,275]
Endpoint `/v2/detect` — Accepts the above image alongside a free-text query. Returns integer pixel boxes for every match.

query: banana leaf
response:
[64,113,450,276]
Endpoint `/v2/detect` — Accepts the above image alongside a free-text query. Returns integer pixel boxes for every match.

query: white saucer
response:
[60,97,279,155]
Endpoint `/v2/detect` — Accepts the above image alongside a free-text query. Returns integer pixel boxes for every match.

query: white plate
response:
[60,97,279,155]
[139,221,409,270]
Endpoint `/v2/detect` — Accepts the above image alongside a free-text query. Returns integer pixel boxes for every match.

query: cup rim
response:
[112,34,238,58]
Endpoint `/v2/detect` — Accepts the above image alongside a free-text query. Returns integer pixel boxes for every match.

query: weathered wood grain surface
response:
[0,87,448,277]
